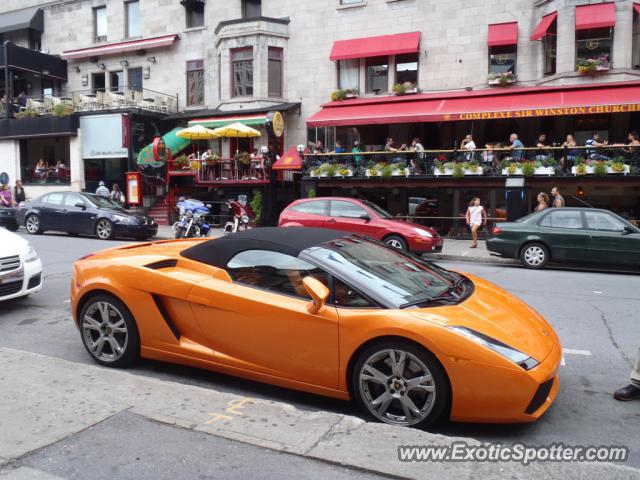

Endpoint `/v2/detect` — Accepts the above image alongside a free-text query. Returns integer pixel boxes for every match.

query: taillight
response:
[492,226,503,235]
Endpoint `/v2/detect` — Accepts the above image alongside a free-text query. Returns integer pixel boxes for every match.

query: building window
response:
[184,1,204,28]
[488,46,517,75]
[126,1,140,38]
[242,0,261,18]
[92,72,106,93]
[232,48,253,97]
[28,30,41,51]
[543,21,557,76]
[186,60,204,106]
[110,71,124,92]
[128,67,143,91]
[366,56,388,94]
[634,14,640,68]
[395,53,418,85]
[340,0,363,4]
[337,59,359,91]
[576,28,612,71]
[93,6,107,42]
[268,47,283,97]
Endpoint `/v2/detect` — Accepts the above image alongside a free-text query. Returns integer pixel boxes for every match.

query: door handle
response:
[327,218,336,223]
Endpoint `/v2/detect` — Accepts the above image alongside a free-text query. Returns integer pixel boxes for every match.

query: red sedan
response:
[279,197,443,253]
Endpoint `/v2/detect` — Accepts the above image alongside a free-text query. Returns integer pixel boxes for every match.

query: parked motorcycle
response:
[172,198,212,239]
[223,199,255,233]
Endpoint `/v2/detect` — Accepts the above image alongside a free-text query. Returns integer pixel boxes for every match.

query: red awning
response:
[272,146,303,170]
[530,11,557,41]
[488,22,518,47]
[306,81,640,127]
[61,34,179,60]
[329,32,420,61]
[634,3,640,16]
[575,3,616,31]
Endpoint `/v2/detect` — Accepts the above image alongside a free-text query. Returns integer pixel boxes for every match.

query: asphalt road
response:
[1,230,639,476]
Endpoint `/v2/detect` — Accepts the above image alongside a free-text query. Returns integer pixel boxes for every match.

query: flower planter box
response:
[502,166,556,176]
[488,78,516,86]
[392,168,410,176]
[571,165,630,175]
[344,93,358,99]
[435,168,483,177]
[334,170,354,177]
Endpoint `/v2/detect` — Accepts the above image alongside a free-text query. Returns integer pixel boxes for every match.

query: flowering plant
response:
[392,81,417,96]
[488,71,517,86]
[577,54,610,75]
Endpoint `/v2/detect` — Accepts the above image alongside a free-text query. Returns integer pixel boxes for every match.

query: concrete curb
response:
[428,253,520,266]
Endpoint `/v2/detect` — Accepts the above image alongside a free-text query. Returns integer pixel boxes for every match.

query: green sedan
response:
[486,208,640,269]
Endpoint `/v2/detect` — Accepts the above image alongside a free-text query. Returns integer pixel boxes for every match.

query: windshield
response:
[83,194,122,210]
[302,237,470,309]
[362,200,394,219]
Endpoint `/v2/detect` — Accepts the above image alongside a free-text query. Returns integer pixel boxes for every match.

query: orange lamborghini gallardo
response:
[71,227,561,428]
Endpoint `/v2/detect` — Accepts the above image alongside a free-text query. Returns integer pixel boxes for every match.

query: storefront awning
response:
[575,2,616,31]
[530,11,557,41]
[306,81,640,127]
[0,7,43,35]
[329,32,420,61]
[61,34,179,60]
[272,146,303,170]
[188,113,267,129]
[634,3,640,16]
[488,22,518,47]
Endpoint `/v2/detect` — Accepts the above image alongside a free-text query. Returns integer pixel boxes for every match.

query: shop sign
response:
[125,171,141,206]
[265,111,284,138]
[456,103,640,121]
[81,114,129,159]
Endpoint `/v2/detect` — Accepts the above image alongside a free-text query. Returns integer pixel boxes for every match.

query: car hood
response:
[0,227,28,256]
[409,273,556,362]
[379,218,437,235]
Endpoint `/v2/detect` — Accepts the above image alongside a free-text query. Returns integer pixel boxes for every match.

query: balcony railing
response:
[7,86,178,118]
[303,146,640,179]
[168,157,270,183]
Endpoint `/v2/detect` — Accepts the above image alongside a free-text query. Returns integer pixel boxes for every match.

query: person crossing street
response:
[614,348,640,401]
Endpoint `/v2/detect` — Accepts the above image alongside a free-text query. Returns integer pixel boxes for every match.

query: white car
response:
[0,227,43,301]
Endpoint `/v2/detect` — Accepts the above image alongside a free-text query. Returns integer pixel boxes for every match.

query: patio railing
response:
[303,145,640,178]
[168,157,270,182]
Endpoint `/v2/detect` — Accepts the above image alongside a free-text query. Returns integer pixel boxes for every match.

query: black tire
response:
[384,235,408,251]
[95,218,114,240]
[351,340,449,428]
[6,224,19,232]
[79,293,140,368]
[519,242,549,269]
[25,214,43,235]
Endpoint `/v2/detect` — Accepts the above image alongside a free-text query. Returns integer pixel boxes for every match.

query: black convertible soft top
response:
[180,227,347,268]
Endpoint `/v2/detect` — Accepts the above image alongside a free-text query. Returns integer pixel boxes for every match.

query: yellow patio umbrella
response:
[176,125,219,158]
[212,122,261,138]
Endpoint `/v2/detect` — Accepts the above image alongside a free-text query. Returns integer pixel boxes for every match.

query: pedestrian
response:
[110,184,124,205]
[613,348,640,401]
[0,184,13,207]
[550,187,565,208]
[535,192,549,212]
[465,197,486,248]
[13,180,25,204]
[96,180,110,198]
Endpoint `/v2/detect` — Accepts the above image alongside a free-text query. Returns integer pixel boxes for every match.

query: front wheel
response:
[384,235,407,251]
[351,341,449,428]
[25,214,42,235]
[519,242,549,269]
[79,294,140,368]
[95,218,114,240]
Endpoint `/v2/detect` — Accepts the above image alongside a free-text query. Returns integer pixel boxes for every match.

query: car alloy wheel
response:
[385,235,407,251]
[25,214,41,234]
[79,295,139,368]
[356,347,441,427]
[521,243,548,269]
[96,219,113,240]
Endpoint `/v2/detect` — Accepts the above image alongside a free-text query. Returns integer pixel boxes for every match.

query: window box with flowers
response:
[571,159,630,175]
[392,82,417,96]
[434,161,484,177]
[330,88,359,101]
[365,162,410,178]
[487,71,517,86]
[576,54,610,76]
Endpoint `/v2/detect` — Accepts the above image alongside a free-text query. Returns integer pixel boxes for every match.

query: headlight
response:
[240,214,250,224]
[413,227,433,238]
[112,214,137,224]
[449,326,539,370]
[24,243,39,263]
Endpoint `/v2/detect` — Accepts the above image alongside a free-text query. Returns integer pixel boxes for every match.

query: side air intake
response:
[145,259,178,270]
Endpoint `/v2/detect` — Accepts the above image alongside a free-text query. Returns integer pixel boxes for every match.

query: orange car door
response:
[187,250,340,389]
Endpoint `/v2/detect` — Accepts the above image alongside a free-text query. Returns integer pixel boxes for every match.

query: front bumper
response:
[0,257,43,301]
[0,212,18,230]
[113,223,158,238]
[443,338,562,423]
[409,235,443,253]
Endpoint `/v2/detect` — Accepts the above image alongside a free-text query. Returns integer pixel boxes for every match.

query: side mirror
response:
[623,225,636,235]
[303,276,330,315]
[359,213,371,222]
[74,202,86,210]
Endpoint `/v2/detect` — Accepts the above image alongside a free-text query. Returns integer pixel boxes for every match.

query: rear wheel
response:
[25,214,42,235]
[384,235,407,251]
[519,242,549,269]
[351,340,449,428]
[79,294,140,368]
[95,219,114,240]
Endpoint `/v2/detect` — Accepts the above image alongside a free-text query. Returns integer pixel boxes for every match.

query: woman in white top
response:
[465,197,487,248]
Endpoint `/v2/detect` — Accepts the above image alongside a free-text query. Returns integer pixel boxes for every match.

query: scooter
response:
[172,198,212,239]
[223,200,255,233]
